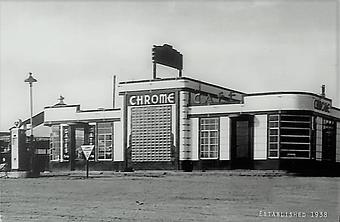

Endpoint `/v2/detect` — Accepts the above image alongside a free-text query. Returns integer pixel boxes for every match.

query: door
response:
[69,123,89,171]
[231,116,253,169]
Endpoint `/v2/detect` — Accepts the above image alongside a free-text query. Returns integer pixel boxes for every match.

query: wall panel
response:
[253,115,267,160]
[220,117,230,160]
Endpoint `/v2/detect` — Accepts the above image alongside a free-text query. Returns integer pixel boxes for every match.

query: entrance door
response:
[69,123,89,171]
[231,116,253,169]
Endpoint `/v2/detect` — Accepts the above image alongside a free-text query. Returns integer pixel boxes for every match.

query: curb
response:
[38,170,292,178]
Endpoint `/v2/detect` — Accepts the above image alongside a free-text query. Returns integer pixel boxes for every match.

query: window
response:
[268,115,279,158]
[280,115,311,159]
[50,125,60,161]
[97,122,113,160]
[322,119,336,161]
[200,118,219,159]
[0,134,10,153]
[268,114,312,159]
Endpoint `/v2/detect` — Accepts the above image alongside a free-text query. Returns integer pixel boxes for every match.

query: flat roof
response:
[44,104,121,112]
[119,76,245,94]
[245,91,332,102]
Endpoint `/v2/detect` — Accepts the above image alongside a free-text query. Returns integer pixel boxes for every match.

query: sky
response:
[0,0,339,132]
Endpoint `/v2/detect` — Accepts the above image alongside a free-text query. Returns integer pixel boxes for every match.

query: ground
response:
[0,171,339,222]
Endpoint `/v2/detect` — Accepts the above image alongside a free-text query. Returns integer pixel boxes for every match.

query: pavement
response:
[38,169,292,178]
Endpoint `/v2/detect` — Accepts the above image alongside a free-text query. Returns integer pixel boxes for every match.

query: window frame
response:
[321,118,336,162]
[97,122,113,161]
[267,114,312,159]
[279,114,311,159]
[199,117,220,160]
[268,114,280,159]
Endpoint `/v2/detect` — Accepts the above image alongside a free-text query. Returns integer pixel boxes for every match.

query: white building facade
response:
[44,77,340,171]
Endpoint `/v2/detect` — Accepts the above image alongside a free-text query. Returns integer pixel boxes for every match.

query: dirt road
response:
[0,171,339,221]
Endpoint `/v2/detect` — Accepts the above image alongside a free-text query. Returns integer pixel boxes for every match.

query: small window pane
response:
[269,143,278,149]
[269,115,279,121]
[269,122,279,128]
[269,136,278,142]
[269,151,278,157]
[270,129,278,135]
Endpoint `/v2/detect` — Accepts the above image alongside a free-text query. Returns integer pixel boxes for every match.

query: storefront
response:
[44,104,122,171]
[44,76,340,171]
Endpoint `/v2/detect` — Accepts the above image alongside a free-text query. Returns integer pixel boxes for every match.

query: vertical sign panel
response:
[11,129,19,170]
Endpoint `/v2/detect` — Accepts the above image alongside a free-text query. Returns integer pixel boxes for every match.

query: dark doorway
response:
[230,116,253,169]
[69,123,90,171]
[322,119,336,162]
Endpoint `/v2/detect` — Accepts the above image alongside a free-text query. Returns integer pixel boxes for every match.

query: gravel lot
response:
[0,171,339,222]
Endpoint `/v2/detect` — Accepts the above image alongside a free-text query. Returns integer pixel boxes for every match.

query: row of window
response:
[50,122,113,161]
[50,115,337,162]
[202,115,336,160]
[268,115,339,161]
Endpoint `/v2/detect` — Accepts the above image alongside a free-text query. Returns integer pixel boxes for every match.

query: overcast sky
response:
[0,0,339,131]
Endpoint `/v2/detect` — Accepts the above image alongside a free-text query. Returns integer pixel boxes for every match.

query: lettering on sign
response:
[192,91,236,105]
[313,99,331,113]
[129,92,175,106]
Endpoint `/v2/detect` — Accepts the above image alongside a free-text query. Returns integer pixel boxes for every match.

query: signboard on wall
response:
[313,99,331,113]
[128,92,175,106]
[189,91,241,106]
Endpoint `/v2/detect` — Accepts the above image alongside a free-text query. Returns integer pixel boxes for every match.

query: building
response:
[0,132,11,153]
[0,132,11,168]
[2,129,50,172]
[43,76,340,172]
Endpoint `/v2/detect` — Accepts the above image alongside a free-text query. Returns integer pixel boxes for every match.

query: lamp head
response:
[24,72,37,84]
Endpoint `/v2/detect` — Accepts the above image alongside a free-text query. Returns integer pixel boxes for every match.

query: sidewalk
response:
[39,169,292,178]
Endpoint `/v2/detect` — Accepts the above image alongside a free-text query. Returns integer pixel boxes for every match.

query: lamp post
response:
[24,72,37,175]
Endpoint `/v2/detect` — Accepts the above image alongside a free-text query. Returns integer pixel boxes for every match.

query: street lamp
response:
[24,72,37,175]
